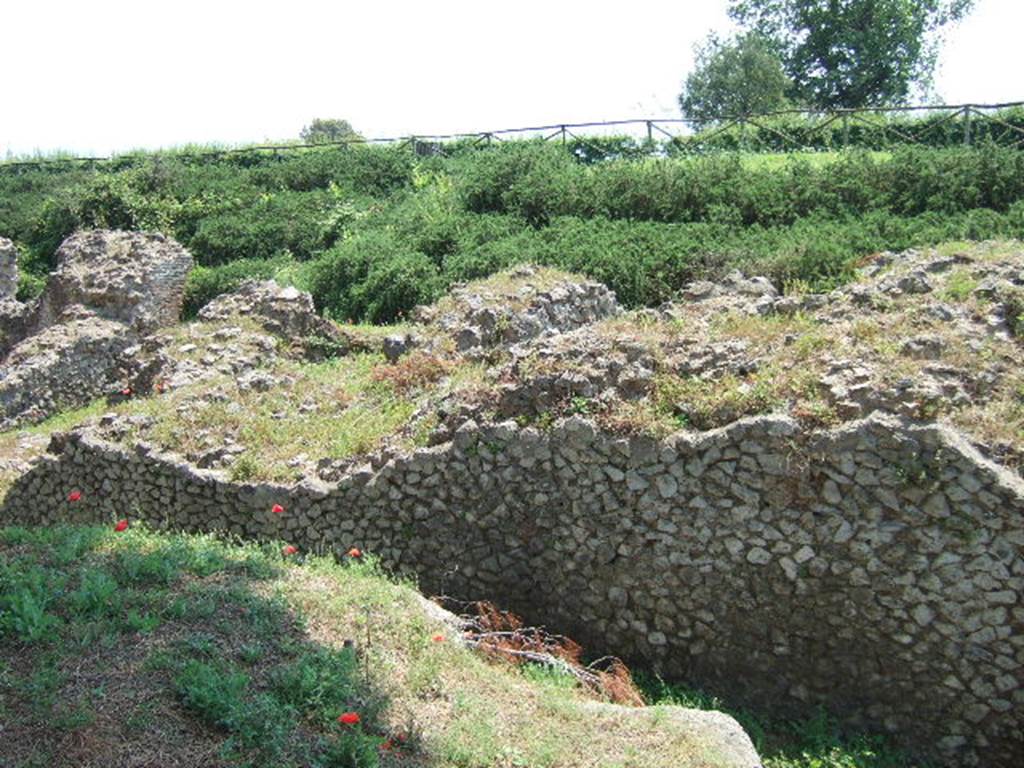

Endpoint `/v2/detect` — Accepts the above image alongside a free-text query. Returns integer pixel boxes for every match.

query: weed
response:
[654,372,781,431]
[941,269,978,302]
[229,453,261,481]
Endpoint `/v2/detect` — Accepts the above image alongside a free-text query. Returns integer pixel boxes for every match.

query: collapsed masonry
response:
[0,231,193,428]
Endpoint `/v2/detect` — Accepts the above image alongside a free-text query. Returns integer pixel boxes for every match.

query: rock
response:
[237,370,276,392]
[577,702,762,768]
[912,604,936,627]
[199,279,340,342]
[722,271,778,298]
[455,327,482,351]
[656,474,679,499]
[895,271,933,295]
[383,333,417,362]
[425,267,619,352]
[746,547,772,565]
[0,298,34,357]
[901,335,946,360]
[35,230,193,333]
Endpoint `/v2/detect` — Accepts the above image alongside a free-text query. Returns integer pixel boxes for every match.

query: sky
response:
[1,0,1021,157]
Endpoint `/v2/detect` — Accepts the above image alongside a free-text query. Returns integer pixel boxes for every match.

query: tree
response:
[679,32,792,122]
[728,0,976,108]
[300,118,362,145]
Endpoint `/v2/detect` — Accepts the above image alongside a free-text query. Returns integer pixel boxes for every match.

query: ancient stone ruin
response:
[33,230,193,333]
[0,230,193,429]
[0,238,1021,766]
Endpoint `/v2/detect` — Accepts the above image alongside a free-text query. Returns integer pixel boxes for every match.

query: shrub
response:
[186,190,333,265]
[458,142,578,225]
[4,142,1024,323]
[302,232,443,323]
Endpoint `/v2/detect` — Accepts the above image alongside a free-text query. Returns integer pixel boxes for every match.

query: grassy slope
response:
[0,524,751,768]
[0,524,927,768]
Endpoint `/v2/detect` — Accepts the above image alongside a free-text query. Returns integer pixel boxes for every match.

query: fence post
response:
[646,120,653,144]
[963,106,973,146]
[842,111,850,149]
[560,125,567,146]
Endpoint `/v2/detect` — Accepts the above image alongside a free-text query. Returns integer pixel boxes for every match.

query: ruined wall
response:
[3,412,1022,766]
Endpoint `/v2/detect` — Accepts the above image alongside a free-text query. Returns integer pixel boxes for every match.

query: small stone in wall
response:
[746,547,771,565]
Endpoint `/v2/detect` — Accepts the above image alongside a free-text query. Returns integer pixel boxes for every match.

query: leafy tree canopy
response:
[679,32,792,122]
[727,0,976,108]
[300,118,362,145]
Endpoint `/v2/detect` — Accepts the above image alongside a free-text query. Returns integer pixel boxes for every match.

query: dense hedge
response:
[2,141,1023,322]
[674,107,1024,153]
[552,107,1024,157]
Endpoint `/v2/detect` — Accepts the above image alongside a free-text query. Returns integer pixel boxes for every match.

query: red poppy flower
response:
[348,547,362,558]
[121,387,132,397]
[338,711,360,726]
[68,490,82,502]
[271,503,285,515]
[432,634,445,643]
[282,544,298,556]
[114,519,129,532]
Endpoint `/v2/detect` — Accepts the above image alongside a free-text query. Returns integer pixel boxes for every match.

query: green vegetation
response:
[4,141,1024,323]
[679,31,792,121]
[727,0,976,109]
[640,676,929,768]
[0,524,928,768]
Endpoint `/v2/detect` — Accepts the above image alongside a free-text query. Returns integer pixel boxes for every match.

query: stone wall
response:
[3,412,1021,767]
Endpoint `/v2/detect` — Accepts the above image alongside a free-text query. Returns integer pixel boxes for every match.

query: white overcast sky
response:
[1,0,1020,157]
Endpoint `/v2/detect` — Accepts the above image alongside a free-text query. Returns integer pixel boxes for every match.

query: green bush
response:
[4,140,1024,321]
[671,106,1024,153]
[186,190,334,265]
[302,232,443,323]
[458,142,579,226]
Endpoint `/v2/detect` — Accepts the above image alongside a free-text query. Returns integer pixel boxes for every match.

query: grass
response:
[1,242,1022,485]
[0,524,928,768]
[586,241,1024,453]
[124,352,417,481]
[0,524,931,768]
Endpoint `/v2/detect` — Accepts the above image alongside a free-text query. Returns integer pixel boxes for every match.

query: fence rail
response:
[4,101,1024,171]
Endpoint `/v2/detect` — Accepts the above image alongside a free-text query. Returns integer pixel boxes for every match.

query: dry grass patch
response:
[112,352,484,482]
